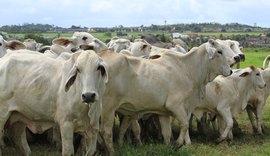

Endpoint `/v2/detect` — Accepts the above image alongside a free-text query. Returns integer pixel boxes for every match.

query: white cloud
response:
[0,0,269,27]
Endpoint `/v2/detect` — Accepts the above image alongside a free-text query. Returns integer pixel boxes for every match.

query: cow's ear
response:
[206,40,217,59]
[98,62,108,83]
[65,52,81,92]
[239,72,249,77]
[53,38,77,46]
[65,65,78,92]
[53,38,71,46]
[5,40,26,50]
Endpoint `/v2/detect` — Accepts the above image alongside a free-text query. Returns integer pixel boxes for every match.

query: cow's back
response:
[0,52,63,119]
[99,50,189,114]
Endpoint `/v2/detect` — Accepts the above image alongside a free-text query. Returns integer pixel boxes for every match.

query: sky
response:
[1,0,270,28]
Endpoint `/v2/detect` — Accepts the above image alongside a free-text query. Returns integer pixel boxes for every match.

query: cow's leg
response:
[8,122,31,156]
[209,113,218,131]
[84,125,99,156]
[100,111,115,156]
[59,121,74,156]
[246,105,257,133]
[216,107,233,143]
[0,109,12,156]
[117,116,132,146]
[47,125,62,151]
[159,115,172,145]
[166,103,188,147]
[256,102,264,134]
[197,112,209,135]
[217,116,226,135]
[130,120,142,146]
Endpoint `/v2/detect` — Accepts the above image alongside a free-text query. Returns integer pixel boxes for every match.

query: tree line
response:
[0,23,269,34]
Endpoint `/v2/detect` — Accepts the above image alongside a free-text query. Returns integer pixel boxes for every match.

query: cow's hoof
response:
[216,137,225,144]
[172,142,183,150]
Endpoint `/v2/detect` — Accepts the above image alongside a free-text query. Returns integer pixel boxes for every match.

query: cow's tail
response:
[263,55,270,69]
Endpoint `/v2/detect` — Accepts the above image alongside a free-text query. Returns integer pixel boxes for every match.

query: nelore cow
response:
[0,50,108,156]
[193,66,266,143]
[98,39,239,155]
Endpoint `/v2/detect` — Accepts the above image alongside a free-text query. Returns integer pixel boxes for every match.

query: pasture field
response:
[195,31,265,37]
[2,48,270,156]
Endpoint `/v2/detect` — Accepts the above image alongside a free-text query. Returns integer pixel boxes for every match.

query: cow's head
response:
[129,40,152,57]
[72,32,95,46]
[65,50,108,104]
[0,35,26,58]
[109,38,130,52]
[239,66,266,89]
[80,39,108,53]
[205,39,233,81]
[225,40,245,62]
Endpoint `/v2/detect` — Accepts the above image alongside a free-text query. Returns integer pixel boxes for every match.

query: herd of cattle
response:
[0,32,269,156]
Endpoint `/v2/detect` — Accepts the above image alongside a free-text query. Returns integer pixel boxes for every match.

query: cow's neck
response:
[231,75,254,111]
[184,44,211,87]
[181,44,212,104]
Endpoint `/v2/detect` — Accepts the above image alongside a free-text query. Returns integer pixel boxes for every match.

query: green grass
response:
[240,48,270,68]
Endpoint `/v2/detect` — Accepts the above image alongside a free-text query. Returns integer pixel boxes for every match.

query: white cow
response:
[106,36,119,48]
[127,39,152,57]
[193,66,266,143]
[0,50,108,156]
[51,32,107,55]
[217,39,245,68]
[171,38,189,52]
[117,40,242,147]
[0,35,26,57]
[190,39,246,134]
[99,39,237,155]
[80,38,108,53]
[246,67,270,134]
[23,38,43,51]
[170,45,187,54]
[108,38,151,58]
[107,38,130,52]
[72,31,95,45]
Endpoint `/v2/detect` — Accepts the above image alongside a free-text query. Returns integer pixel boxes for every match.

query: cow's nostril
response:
[239,54,245,61]
[82,92,96,103]
[234,56,241,62]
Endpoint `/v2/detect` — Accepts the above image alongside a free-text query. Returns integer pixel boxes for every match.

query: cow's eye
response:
[0,43,2,46]
[97,65,106,77]
[256,73,260,76]
[217,51,223,54]
[76,68,81,73]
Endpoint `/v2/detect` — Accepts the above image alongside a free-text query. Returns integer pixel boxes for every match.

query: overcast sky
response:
[1,0,270,28]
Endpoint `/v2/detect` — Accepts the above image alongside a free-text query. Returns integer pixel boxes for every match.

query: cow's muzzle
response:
[234,55,241,63]
[239,54,245,62]
[82,92,97,103]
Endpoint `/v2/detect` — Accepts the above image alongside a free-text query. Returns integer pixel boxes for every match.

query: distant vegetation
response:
[0,22,269,33]
[1,23,270,48]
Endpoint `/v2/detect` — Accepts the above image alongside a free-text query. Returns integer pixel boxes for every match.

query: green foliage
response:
[24,33,51,45]
[158,33,170,42]
[0,23,54,33]
[104,32,112,38]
